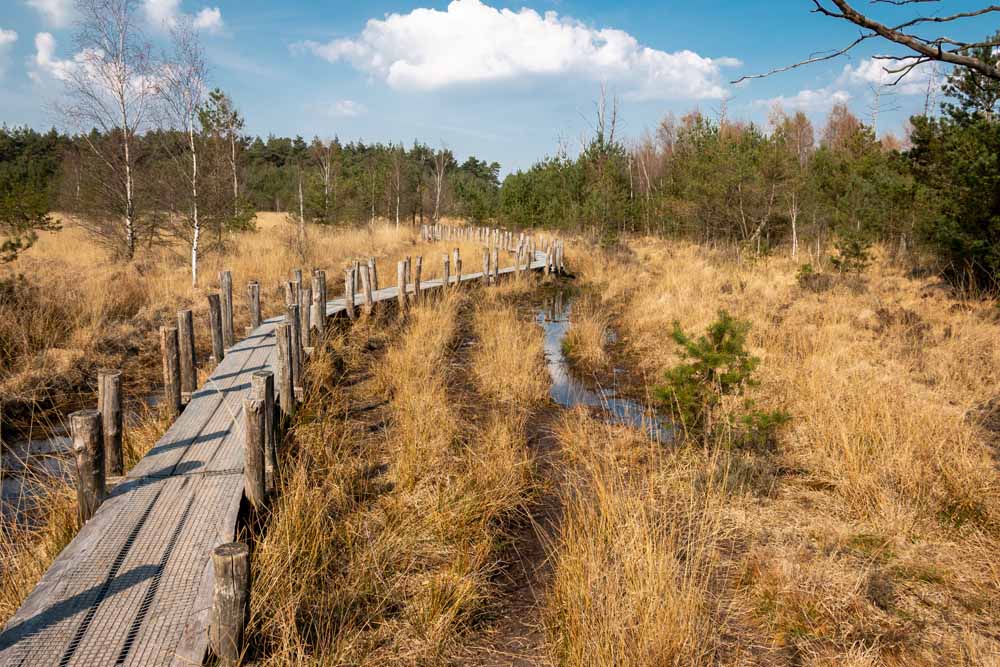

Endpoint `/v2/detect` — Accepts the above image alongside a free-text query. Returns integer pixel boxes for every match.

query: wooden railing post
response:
[482,248,490,284]
[442,254,450,294]
[299,284,312,351]
[247,281,261,332]
[311,270,326,338]
[368,257,379,291]
[396,260,407,312]
[414,256,423,303]
[344,269,356,321]
[160,326,182,419]
[210,542,249,667]
[285,304,302,394]
[275,322,295,421]
[492,248,500,284]
[70,409,105,525]
[220,270,235,348]
[208,294,225,364]
[243,397,266,511]
[453,248,461,287]
[250,371,276,495]
[97,369,123,477]
[360,264,374,315]
[177,309,197,403]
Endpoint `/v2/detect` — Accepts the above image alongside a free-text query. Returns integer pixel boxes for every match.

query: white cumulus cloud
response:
[193,7,223,32]
[295,0,738,100]
[30,31,79,82]
[144,0,224,34]
[756,87,851,113]
[332,100,366,117]
[25,0,74,28]
[0,28,17,77]
[839,57,937,95]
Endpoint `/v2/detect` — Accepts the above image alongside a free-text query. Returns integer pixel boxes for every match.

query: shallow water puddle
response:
[537,290,671,443]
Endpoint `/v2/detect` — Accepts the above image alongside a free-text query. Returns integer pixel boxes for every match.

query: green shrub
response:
[830,231,872,274]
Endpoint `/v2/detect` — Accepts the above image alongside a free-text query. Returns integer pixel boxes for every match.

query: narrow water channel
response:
[537,290,671,443]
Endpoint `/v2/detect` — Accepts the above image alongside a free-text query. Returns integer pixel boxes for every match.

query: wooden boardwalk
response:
[0,251,550,667]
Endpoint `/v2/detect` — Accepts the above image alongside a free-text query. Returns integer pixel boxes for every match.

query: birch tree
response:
[432,146,447,223]
[63,0,155,259]
[159,17,207,286]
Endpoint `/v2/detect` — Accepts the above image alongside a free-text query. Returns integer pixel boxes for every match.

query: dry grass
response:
[559,237,1000,664]
[250,283,545,665]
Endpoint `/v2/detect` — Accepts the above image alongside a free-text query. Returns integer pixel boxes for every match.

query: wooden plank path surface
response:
[0,250,551,667]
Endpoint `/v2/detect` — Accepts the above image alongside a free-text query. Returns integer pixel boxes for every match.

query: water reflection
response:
[538,290,671,443]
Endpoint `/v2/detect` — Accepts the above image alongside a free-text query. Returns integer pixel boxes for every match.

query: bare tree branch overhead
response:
[734,0,1000,84]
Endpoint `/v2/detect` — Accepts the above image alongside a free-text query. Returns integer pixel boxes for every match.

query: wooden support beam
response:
[492,247,500,284]
[247,281,261,331]
[414,256,423,303]
[344,269,356,321]
[360,264,373,314]
[177,309,197,402]
[482,248,490,285]
[220,271,235,349]
[275,322,295,421]
[208,293,225,364]
[250,371,276,496]
[285,304,302,393]
[368,257,379,291]
[299,284,312,350]
[70,409,104,525]
[397,260,407,312]
[311,270,326,338]
[160,326,182,419]
[210,542,249,667]
[454,248,462,286]
[442,254,450,294]
[243,397,266,511]
[97,369,123,477]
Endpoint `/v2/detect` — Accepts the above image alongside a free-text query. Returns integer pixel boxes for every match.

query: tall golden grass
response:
[250,283,546,664]
[557,237,1000,664]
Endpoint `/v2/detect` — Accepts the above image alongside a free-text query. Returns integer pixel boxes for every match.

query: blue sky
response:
[0,0,996,173]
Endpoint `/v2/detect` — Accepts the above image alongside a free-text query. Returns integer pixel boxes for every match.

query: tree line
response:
[1,0,998,292]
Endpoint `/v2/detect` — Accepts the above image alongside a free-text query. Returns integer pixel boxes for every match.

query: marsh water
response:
[537,290,670,443]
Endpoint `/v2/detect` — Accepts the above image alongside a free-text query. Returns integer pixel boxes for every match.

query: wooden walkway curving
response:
[0,252,550,667]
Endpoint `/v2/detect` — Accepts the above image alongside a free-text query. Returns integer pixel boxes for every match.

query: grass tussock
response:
[560,293,611,372]
[561,237,1000,664]
[251,285,543,665]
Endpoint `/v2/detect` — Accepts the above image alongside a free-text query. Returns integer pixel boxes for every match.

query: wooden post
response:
[515,248,523,281]
[299,284,312,350]
[286,305,302,393]
[220,270,235,348]
[352,261,359,296]
[453,248,461,287]
[442,254,450,294]
[414,256,423,303]
[292,268,303,285]
[311,270,326,338]
[247,281,261,331]
[396,260,407,311]
[243,397,266,511]
[344,269,356,321]
[70,409,104,525]
[360,264,374,315]
[368,257,379,291]
[160,326,182,419]
[544,242,552,276]
[275,323,295,421]
[97,370,123,477]
[177,310,197,402]
[210,542,249,667]
[482,248,490,284]
[250,371,276,495]
[208,294,225,364]
[492,247,500,284]
[285,280,299,307]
